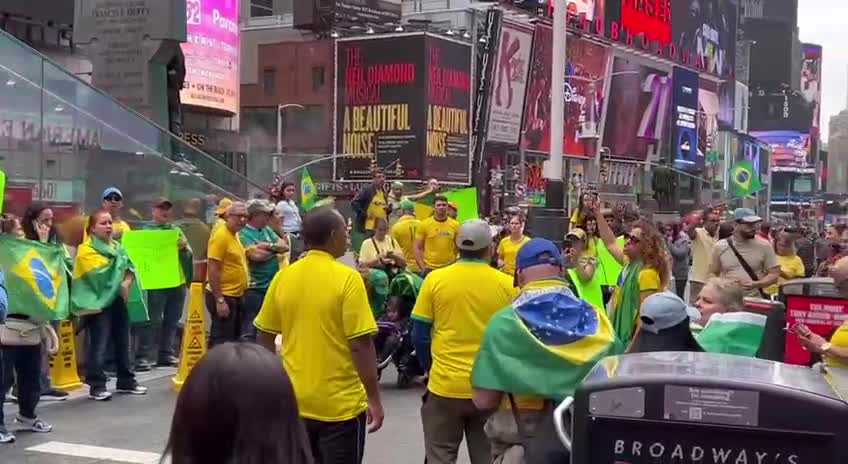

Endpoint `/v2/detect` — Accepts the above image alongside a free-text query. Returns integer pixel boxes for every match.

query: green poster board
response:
[122,230,182,290]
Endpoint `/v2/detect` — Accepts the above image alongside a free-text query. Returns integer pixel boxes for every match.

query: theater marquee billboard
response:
[334,34,472,183]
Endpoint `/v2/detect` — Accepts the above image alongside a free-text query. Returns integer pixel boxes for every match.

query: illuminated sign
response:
[180,0,240,114]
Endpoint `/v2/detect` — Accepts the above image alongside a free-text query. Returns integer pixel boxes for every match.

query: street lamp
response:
[277,103,305,156]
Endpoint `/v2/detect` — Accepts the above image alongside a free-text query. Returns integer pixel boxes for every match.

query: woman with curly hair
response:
[593,204,669,347]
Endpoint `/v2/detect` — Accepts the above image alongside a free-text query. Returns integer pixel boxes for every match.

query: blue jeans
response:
[1,343,42,422]
[240,288,267,343]
[136,285,186,363]
[85,297,135,390]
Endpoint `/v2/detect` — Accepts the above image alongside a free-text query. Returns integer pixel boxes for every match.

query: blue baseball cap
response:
[516,238,563,271]
[101,187,123,199]
[640,291,692,334]
[733,208,761,224]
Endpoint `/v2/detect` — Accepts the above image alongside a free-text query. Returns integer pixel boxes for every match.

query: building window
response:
[312,66,325,91]
[263,68,276,96]
[250,0,273,17]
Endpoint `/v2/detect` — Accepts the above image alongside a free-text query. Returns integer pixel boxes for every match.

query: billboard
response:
[748,86,814,133]
[334,34,472,183]
[671,67,700,170]
[699,78,720,168]
[751,130,811,168]
[602,57,670,161]
[801,43,823,137]
[487,21,534,145]
[336,0,402,23]
[522,25,610,157]
[294,0,401,30]
[181,0,240,114]
[672,0,738,79]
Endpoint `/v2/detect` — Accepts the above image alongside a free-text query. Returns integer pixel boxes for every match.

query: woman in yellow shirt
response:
[496,215,530,277]
[767,232,805,296]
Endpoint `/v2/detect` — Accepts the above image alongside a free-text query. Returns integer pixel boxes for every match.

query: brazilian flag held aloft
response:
[0,235,70,321]
[730,160,763,198]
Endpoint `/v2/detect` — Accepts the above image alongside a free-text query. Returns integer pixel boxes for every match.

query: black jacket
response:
[351,184,380,231]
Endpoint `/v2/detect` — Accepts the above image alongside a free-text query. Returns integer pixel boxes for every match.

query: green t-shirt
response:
[239,225,281,290]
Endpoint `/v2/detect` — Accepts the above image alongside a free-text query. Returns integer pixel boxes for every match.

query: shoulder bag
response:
[0,318,43,346]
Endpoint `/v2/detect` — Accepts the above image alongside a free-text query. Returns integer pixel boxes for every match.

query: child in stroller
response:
[374,271,426,388]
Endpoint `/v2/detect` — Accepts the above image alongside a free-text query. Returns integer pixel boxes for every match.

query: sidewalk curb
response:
[4,368,178,412]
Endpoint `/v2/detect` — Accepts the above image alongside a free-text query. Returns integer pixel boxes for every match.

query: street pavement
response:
[0,366,471,463]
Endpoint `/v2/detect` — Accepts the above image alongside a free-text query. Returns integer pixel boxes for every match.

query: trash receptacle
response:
[563,352,848,464]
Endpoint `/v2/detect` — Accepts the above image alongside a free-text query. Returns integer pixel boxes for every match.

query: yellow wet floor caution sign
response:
[49,320,82,391]
[173,283,208,392]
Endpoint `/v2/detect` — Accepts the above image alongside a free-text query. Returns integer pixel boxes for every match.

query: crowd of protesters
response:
[7,172,848,464]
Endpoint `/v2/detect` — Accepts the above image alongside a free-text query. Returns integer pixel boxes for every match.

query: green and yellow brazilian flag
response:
[71,236,148,323]
[730,160,763,198]
[0,235,70,321]
[472,281,621,400]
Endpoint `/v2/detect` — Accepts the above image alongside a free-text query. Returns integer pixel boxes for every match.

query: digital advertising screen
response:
[699,78,720,165]
[181,0,241,114]
[522,25,610,158]
[602,57,670,161]
[672,0,738,79]
[750,130,811,168]
[334,34,471,183]
[748,86,814,133]
[336,0,402,23]
[487,20,534,145]
[801,43,823,136]
[672,67,700,170]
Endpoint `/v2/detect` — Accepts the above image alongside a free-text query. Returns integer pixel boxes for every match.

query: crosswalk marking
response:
[27,441,162,463]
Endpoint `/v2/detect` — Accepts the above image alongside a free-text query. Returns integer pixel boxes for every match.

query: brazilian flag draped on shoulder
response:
[71,236,148,322]
[472,279,621,400]
[0,235,70,321]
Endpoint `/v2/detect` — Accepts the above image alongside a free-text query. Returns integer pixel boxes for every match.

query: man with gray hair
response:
[205,201,249,346]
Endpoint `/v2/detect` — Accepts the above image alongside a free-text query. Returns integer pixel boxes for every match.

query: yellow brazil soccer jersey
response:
[415,216,460,270]
[206,224,248,297]
[365,190,388,231]
[497,235,530,277]
[391,215,421,272]
[254,250,377,422]
[412,260,517,399]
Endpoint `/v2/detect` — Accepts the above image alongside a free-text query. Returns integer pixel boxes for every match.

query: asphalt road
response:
[0,366,471,464]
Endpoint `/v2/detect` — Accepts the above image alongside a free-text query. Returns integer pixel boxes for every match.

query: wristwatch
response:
[216,297,225,304]
[820,342,833,354]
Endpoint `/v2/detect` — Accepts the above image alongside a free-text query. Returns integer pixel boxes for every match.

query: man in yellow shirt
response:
[351,168,387,253]
[206,202,249,347]
[256,207,384,464]
[414,195,460,275]
[412,219,517,464]
[686,206,720,303]
[390,200,421,273]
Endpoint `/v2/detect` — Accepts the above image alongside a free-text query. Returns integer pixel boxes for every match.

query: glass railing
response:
[0,29,262,250]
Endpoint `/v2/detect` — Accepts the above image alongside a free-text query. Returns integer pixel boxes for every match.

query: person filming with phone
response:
[794,257,848,368]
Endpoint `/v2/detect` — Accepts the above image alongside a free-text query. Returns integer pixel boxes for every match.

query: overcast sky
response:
[798,0,847,140]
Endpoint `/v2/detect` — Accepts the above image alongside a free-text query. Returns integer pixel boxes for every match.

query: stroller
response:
[375,271,426,388]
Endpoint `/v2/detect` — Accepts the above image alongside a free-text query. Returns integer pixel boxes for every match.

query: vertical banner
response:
[471,10,502,167]
[671,67,700,171]
[425,35,473,183]
[487,20,533,145]
[801,43,823,137]
[602,57,670,160]
[335,34,427,181]
[522,24,610,157]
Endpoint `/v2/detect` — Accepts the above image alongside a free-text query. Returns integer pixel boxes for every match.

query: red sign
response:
[621,0,671,46]
[784,295,848,365]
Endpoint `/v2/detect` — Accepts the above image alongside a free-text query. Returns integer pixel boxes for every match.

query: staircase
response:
[0,29,263,222]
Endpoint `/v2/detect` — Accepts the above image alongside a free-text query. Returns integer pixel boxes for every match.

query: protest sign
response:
[0,169,6,213]
[444,187,479,222]
[122,230,181,290]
